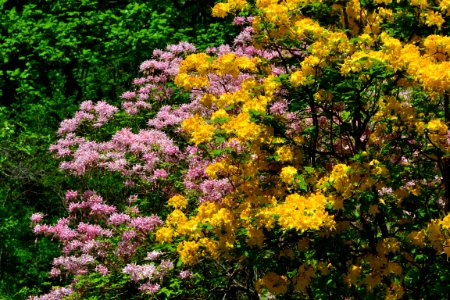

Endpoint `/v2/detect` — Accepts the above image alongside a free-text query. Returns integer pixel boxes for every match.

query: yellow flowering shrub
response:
[149,0,450,298]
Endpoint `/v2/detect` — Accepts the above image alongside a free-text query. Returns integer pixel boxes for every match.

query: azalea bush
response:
[31,0,450,299]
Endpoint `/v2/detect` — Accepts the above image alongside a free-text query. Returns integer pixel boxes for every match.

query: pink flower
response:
[153,169,168,180]
[50,267,61,277]
[90,203,117,215]
[270,100,288,115]
[130,216,164,232]
[108,213,131,225]
[95,264,109,275]
[65,190,78,200]
[159,259,174,271]
[138,282,160,294]
[145,251,163,261]
[121,91,136,100]
[80,100,95,111]
[122,230,137,241]
[28,286,73,300]
[128,195,138,205]
[179,270,193,279]
[33,224,50,234]
[31,213,44,223]
[199,179,234,203]
[123,263,158,282]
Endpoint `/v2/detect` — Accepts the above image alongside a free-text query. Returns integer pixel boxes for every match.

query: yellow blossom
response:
[423,10,446,29]
[276,145,295,162]
[168,195,188,210]
[211,109,229,121]
[345,265,362,286]
[246,226,265,247]
[155,227,174,243]
[280,166,297,184]
[290,70,307,87]
[256,272,288,295]
[211,3,230,18]
[166,209,187,226]
[293,264,315,292]
[177,240,201,265]
[181,114,215,145]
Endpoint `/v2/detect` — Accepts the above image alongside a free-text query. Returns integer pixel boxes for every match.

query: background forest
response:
[0,1,235,298]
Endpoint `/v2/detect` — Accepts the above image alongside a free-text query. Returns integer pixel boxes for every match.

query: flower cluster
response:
[30,191,175,298]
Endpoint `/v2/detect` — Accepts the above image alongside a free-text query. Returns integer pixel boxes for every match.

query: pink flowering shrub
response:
[29,190,184,299]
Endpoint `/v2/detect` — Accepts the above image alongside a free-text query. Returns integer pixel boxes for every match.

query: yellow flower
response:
[385,282,405,300]
[256,272,288,295]
[212,3,230,18]
[290,70,307,87]
[408,229,427,247]
[427,119,448,147]
[205,161,225,179]
[411,0,428,8]
[427,119,447,133]
[177,240,201,265]
[221,112,262,141]
[276,145,295,162]
[271,193,334,232]
[345,265,362,286]
[423,10,445,30]
[155,227,174,243]
[168,195,188,210]
[166,209,188,226]
[280,166,297,184]
[293,264,315,292]
[211,109,229,121]
[181,114,215,145]
[246,226,265,247]
[264,75,282,96]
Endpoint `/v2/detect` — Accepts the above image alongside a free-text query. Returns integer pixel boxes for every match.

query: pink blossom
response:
[31,213,44,223]
[123,263,158,281]
[130,216,164,232]
[33,224,50,234]
[108,213,131,225]
[199,179,234,203]
[95,264,109,275]
[159,259,174,271]
[128,195,138,205]
[270,100,288,115]
[28,286,73,300]
[121,91,136,100]
[233,16,247,25]
[50,267,61,277]
[378,187,393,196]
[49,223,77,241]
[153,169,168,180]
[179,270,193,279]
[138,282,160,294]
[77,223,108,240]
[65,190,78,200]
[53,254,94,274]
[124,180,136,187]
[62,240,83,255]
[122,230,137,241]
[90,203,117,215]
[166,41,196,54]
[145,250,163,261]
